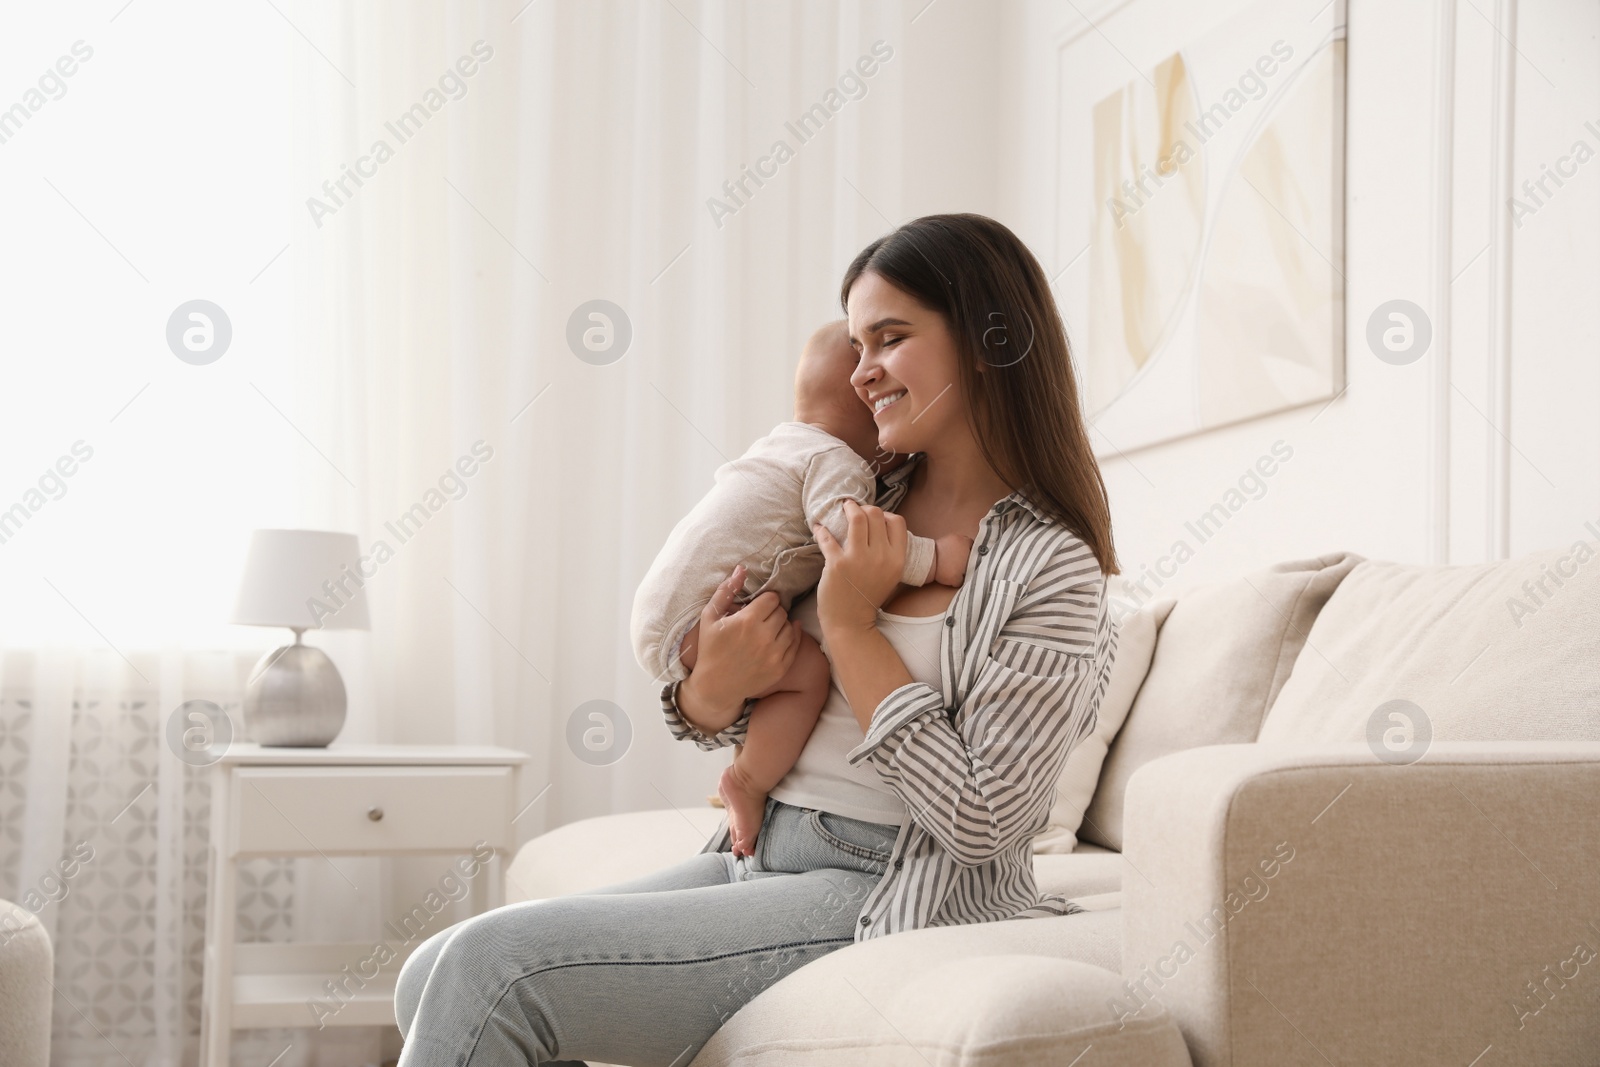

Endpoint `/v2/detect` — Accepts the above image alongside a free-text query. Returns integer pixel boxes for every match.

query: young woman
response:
[394,213,1120,1066]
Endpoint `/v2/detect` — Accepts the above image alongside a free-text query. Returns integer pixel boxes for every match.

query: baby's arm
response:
[815,506,974,588]
[803,452,975,588]
[929,532,975,587]
[803,447,885,561]
[808,488,934,587]
[901,532,973,586]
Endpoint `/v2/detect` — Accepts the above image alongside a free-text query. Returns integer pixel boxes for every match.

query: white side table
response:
[199,744,529,1067]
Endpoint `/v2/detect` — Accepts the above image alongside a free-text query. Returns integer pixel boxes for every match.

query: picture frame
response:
[1054,0,1348,456]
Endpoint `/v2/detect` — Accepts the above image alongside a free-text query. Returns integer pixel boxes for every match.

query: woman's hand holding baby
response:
[814,500,907,633]
[676,564,803,734]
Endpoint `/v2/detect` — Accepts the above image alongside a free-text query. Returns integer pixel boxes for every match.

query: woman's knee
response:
[394,923,455,1035]
[398,903,553,1015]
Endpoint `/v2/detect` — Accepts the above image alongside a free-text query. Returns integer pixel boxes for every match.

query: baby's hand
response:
[932,533,976,587]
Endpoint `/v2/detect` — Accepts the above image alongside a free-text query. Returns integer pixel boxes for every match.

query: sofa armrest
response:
[0,899,53,1067]
[1120,742,1600,1067]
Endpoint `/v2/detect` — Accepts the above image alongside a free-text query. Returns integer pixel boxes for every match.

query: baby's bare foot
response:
[718,763,768,858]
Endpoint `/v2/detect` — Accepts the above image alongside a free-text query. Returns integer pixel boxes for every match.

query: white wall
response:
[996,0,1600,604]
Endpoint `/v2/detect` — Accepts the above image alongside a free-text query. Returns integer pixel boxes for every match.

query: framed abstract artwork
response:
[1055,0,1347,455]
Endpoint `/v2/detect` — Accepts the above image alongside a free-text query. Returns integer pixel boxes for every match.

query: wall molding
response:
[1485,0,1518,560]
[1429,0,1457,565]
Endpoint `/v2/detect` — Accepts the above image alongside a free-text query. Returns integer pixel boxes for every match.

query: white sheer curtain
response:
[2,0,991,1062]
[0,2,329,1063]
[284,0,919,832]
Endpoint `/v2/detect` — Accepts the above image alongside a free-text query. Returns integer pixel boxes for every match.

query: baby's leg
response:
[719,633,830,858]
[676,620,701,673]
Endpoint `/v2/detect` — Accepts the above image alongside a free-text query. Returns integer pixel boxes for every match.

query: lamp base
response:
[243,642,347,747]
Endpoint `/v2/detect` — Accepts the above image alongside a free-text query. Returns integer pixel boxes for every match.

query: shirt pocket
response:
[993,578,1102,663]
[988,636,1086,678]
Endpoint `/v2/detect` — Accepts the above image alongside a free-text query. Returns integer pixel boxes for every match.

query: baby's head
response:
[795,320,906,474]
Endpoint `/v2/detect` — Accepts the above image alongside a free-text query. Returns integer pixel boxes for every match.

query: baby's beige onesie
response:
[630,421,935,684]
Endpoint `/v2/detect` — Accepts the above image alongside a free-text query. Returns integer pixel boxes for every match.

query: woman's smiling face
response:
[846,271,968,457]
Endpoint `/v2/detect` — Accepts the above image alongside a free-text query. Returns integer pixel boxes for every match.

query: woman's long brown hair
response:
[841,213,1120,576]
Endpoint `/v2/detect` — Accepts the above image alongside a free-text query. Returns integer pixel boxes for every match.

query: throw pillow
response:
[1032,600,1168,854]
[1258,538,1600,746]
[1077,550,1363,851]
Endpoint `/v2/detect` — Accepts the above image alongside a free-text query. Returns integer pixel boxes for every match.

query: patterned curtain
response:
[0,649,336,1065]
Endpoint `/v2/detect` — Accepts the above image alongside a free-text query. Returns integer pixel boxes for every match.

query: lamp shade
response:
[230,529,371,632]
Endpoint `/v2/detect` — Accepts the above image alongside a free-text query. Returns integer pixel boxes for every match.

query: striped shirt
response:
[661,452,1117,941]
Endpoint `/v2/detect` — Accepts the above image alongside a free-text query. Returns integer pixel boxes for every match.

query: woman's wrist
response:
[816,585,879,638]
[819,612,875,639]
[818,590,880,638]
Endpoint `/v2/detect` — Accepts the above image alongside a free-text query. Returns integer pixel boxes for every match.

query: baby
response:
[630,321,973,856]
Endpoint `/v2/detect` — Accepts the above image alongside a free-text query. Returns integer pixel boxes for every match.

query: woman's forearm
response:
[675,668,745,736]
[822,620,915,734]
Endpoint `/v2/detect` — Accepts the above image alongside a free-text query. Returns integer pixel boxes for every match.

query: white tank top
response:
[768,592,948,826]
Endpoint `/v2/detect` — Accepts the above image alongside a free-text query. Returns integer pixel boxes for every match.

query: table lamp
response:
[230,529,370,746]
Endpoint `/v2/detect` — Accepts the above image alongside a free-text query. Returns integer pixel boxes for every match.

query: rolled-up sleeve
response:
[846,540,1114,867]
[660,681,753,751]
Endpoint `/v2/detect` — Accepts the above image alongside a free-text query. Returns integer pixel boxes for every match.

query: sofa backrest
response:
[1078,551,1362,851]
[1258,538,1600,746]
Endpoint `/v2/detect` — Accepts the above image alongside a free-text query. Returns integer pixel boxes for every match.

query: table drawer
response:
[231,766,514,856]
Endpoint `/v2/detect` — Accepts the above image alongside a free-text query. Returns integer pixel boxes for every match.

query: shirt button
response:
[859,916,871,926]
[944,616,956,627]
[978,545,989,556]
[893,859,904,870]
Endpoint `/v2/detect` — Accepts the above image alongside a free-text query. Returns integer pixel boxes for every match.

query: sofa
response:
[0,898,54,1066]
[507,543,1600,1066]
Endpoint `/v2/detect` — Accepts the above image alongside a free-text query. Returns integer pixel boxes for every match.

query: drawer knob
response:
[367,806,384,822]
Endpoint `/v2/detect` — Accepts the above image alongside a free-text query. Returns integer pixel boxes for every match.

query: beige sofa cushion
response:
[1079,551,1363,851]
[504,807,727,902]
[512,811,1129,905]
[1034,602,1166,853]
[1032,843,1124,899]
[1258,538,1600,746]
[691,914,1192,1067]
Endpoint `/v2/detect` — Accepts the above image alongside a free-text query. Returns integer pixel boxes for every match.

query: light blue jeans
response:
[394,798,899,1066]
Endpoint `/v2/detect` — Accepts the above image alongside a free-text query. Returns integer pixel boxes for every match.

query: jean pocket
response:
[807,809,897,867]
